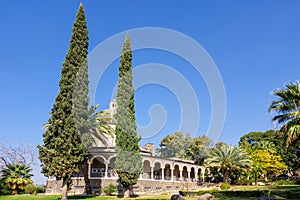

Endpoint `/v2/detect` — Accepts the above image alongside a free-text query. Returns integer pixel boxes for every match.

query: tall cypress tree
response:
[115,34,142,198]
[37,4,88,200]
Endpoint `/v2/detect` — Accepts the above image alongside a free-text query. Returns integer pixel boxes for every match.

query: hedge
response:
[180,190,268,198]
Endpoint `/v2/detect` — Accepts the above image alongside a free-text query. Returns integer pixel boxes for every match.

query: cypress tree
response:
[37,3,88,200]
[115,34,142,198]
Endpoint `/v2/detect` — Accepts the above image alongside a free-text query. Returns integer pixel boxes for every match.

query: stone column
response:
[187,170,190,182]
[105,162,109,178]
[88,162,92,179]
[171,167,174,182]
[161,167,165,180]
[139,172,143,179]
[179,169,183,181]
[151,167,154,180]
[202,170,205,184]
[194,171,197,182]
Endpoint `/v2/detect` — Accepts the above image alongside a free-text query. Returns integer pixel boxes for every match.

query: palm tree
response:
[1,164,33,195]
[268,81,300,147]
[78,106,115,195]
[80,106,115,148]
[204,144,252,183]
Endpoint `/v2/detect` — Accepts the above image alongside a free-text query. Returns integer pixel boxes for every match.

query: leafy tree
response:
[268,81,300,147]
[37,4,88,200]
[273,134,300,176]
[115,34,142,198]
[250,149,287,184]
[156,132,211,165]
[1,164,33,195]
[156,132,187,158]
[186,135,211,164]
[204,144,252,183]
[238,130,275,147]
[239,130,298,179]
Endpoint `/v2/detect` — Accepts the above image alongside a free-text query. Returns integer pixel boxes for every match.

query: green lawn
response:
[0,186,300,200]
[184,185,300,200]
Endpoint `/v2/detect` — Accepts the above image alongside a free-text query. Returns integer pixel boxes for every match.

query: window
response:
[92,168,105,173]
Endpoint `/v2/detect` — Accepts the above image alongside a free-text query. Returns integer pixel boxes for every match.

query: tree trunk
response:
[255,173,258,185]
[61,180,68,200]
[12,189,18,195]
[123,186,130,198]
[82,162,92,195]
[264,174,268,182]
[223,171,229,183]
[129,185,134,197]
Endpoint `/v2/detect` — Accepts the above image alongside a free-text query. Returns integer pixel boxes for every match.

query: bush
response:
[275,179,295,185]
[0,183,11,195]
[180,190,267,198]
[36,186,45,193]
[220,183,231,191]
[235,179,252,185]
[102,184,117,196]
[24,184,37,195]
[286,190,300,199]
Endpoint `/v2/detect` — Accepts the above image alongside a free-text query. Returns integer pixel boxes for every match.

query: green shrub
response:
[235,179,252,185]
[180,190,267,198]
[102,184,117,196]
[220,183,231,191]
[36,186,45,193]
[0,183,11,195]
[295,178,300,185]
[275,179,295,185]
[25,184,37,194]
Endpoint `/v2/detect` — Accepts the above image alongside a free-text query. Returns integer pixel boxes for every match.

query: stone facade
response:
[46,146,205,195]
[45,100,206,195]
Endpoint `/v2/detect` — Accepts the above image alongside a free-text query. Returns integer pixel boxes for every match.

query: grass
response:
[0,185,300,200]
[182,185,300,200]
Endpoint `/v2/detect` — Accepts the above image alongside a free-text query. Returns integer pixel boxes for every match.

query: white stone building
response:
[45,100,205,194]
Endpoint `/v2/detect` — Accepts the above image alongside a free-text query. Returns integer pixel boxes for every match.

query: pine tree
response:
[115,34,142,198]
[37,3,88,200]
[72,9,92,194]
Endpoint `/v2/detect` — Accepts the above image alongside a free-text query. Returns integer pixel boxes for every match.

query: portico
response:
[87,151,205,183]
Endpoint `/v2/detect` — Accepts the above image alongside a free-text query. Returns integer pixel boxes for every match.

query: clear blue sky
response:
[1,1,300,183]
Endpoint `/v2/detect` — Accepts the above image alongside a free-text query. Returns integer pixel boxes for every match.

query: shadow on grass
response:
[68,196,97,199]
[272,185,300,190]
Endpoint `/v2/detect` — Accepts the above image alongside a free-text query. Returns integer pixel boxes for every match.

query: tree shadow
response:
[68,195,96,199]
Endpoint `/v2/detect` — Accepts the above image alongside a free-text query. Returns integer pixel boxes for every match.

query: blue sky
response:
[1,1,300,183]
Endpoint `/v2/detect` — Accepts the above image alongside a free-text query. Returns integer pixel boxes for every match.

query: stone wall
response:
[46,178,200,195]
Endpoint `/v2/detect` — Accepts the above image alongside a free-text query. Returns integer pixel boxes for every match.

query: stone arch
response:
[107,156,117,178]
[164,163,172,180]
[182,166,188,181]
[197,168,202,178]
[90,156,106,178]
[153,162,162,180]
[107,156,116,164]
[173,164,180,181]
[142,158,152,167]
[142,160,151,179]
[190,167,196,182]
[163,161,172,168]
[197,167,205,183]
[90,155,107,163]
